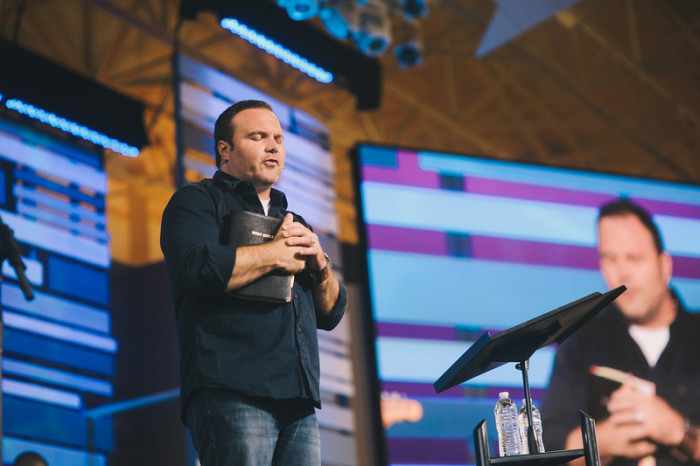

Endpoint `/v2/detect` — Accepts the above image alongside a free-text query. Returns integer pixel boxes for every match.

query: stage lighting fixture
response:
[352,0,391,57]
[181,0,382,109]
[319,0,359,40]
[220,17,334,83]
[0,39,148,154]
[394,40,422,68]
[399,0,428,19]
[277,0,320,21]
[4,98,140,157]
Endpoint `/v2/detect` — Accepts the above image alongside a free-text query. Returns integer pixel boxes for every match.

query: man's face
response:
[597,214,672,325]
[219,108,285,194]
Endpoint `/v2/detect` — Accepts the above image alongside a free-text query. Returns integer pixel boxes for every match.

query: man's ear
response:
[661,251,673,285]
[217,140,231,164]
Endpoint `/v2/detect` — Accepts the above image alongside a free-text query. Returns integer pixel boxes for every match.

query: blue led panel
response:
[4,437,107,466]
[2,282,110,333]
[0,166,5,205]
[4,396,113,451]
[2,378,82,409]
[48,256,109,307]
[4,330,114,376]
[3,358,113,396]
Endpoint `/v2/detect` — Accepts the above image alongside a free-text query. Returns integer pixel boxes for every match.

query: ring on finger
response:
[311,237,315,244]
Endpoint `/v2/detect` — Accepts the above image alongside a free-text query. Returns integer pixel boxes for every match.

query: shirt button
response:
[301,358,305,363]
[293,293,299,299]
[297,326,302,332]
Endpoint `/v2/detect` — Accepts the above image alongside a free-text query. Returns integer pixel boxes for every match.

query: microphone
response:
[0,217,34,301]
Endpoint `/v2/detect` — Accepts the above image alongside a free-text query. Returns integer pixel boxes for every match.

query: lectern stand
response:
[434,286,626,466]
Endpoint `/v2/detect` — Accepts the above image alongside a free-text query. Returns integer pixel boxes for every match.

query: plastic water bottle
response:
[494,392,521,456]
[518,399,545,453]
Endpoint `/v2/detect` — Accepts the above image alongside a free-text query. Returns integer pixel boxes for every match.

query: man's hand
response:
[226,214,305,291]
[269,213,308,273]
[277,213,326,270]
[606,381,685,448]
[564,381,686,463]
[276,213,339,312]
[593,416,657,460]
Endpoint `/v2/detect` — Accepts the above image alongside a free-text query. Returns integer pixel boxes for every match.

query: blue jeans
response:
[186,389,321,466]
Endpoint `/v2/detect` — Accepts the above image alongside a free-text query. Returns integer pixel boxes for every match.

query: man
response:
[541,199,700,465]
[160,100,346,465]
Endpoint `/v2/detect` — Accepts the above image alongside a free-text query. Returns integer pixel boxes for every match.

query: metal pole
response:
[516,359,539,454]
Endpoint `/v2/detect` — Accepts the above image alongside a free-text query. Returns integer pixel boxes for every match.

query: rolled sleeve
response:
[160,185,236,295]
[316,281,347,331]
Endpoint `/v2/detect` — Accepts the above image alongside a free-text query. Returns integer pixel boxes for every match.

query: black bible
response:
[227,210,293,303]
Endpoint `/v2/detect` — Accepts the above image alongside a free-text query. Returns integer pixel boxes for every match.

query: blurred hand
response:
[606,381,685,448]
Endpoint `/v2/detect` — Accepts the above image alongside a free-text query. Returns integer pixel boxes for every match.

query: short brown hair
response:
[598,199,664,253]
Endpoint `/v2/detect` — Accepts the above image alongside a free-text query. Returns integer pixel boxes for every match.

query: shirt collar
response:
[212,170,288,209]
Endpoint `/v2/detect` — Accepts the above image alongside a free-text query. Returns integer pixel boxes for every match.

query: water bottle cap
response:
[498,392,509,399]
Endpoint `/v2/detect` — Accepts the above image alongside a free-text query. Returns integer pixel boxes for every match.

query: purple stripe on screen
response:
[470,235,600,270]
[464,178,700,219]
[387,438,469,464]
[376,322,458,340]
[368,224,448,255]
[673,256,700,279]
[381,381,546,400]
[484,386,545,401]
[361,150,441,188]
[367,226,700,278]
[383,381,464,397]
[465,177,617,207]
[632,198,700,220]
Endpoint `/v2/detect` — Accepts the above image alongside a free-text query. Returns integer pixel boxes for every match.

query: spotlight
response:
[394,40,422,68]
[277,0,320,21]
[352,0,391,57]
[319,0,359,40]
[399,0,428,19]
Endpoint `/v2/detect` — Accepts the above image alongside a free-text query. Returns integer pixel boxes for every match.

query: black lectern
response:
[434,286,626,466]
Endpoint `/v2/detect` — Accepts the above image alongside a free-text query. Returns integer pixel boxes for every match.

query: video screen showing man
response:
[541,199,700,465]
[160,100,346,466]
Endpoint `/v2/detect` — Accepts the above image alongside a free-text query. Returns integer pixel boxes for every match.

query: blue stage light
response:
[220,18,333,84]
[278,0,320,21]
[352,0,391,57]
[400,0,428,19]
[320,6,350,39]
[4,98,140,157]
[394,40,423,68]
[319,0,359,40]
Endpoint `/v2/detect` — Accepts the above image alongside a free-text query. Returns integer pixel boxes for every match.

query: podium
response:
[434,286,626,466]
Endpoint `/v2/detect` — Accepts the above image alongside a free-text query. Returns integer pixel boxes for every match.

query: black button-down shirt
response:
[160,171,346,422]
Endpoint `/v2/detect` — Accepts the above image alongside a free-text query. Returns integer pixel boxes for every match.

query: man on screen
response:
[160,100,346,465]
[541,199,700,465]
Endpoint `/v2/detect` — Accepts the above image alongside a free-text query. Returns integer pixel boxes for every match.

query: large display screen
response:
[353,143,700,465]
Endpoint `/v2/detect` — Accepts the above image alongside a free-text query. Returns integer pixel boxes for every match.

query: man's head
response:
[214,100,285,198]
[597,199,673,325]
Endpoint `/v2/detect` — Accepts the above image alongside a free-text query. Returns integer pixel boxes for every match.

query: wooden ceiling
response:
[2,0,698,263]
